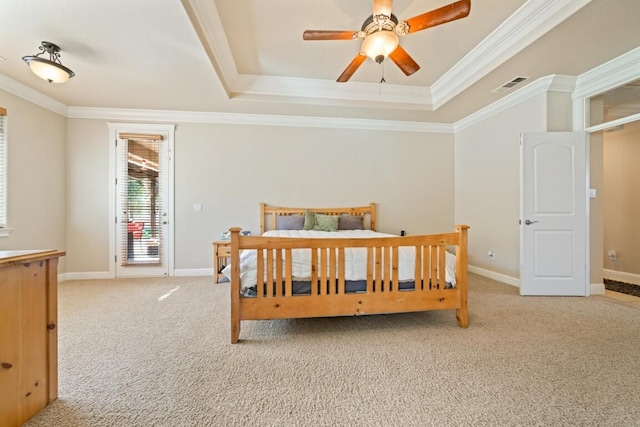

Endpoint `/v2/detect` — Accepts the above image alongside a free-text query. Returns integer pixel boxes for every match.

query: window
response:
[0,107,7,230]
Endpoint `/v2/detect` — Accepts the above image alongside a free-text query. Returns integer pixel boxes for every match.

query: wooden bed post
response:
[229,227,242,343]
[260,203,266,235]
[369,203,377,231]
[455,225,470,328]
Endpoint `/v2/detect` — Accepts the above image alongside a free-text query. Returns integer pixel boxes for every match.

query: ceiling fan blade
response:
[404,0,471,34]
[373,0,393,17]
[388,45,420,76]
[303,30,357,41]
[337,54,367,82]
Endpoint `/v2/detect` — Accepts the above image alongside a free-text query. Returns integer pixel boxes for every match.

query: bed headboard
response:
[260,203,377,234]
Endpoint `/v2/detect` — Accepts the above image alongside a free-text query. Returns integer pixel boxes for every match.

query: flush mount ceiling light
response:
[22,41,75,83]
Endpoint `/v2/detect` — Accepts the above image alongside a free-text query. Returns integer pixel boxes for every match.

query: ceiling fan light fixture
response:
[303,0,471,82]
[361,31,399,63]
[22,41,75,83]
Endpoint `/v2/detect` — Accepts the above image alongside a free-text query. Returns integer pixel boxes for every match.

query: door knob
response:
[524,219,539,225]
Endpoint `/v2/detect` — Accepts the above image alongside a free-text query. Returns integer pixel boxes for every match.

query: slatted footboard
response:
[229,225,469,343]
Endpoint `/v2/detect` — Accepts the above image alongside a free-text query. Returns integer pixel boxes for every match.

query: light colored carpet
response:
[25,274,640,426]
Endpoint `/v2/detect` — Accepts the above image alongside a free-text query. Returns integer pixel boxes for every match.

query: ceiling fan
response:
[302,0,471,82]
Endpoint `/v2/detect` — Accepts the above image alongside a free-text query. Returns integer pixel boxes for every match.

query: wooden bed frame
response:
[228,203,469,343]
[260,202,378,234]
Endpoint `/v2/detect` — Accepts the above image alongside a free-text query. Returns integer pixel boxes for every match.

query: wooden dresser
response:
[0,250,65,427]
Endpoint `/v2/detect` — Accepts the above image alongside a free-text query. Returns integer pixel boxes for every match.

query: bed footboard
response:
[229,225,469,343]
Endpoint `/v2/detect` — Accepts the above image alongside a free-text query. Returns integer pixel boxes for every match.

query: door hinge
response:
[114,255,117,263]
[518,219,521,225]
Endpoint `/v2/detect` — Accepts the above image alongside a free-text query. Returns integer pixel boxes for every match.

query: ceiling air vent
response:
[492,76,530,94]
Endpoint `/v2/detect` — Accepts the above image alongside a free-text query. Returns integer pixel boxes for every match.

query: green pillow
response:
[313,214,339,232]
[303,210,316,230]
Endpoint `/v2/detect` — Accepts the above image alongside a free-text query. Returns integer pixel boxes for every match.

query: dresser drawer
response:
[216,243,231,257]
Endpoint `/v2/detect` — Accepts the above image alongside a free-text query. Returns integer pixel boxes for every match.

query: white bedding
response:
[222,230,456,291]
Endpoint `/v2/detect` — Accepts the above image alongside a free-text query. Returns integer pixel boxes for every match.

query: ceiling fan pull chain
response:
[379,63,386,94]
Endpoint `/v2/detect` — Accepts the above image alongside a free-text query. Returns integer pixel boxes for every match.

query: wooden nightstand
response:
[213,240,231,284]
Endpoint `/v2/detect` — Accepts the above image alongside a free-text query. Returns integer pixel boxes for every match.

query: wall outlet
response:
[608,250,617,261]
[488,250,495,259]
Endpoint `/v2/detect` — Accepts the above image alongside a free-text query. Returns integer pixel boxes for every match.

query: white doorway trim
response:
[585,112,640,134]
[107,122,176,278]
[572,47,640,295]
[573,47,640,129]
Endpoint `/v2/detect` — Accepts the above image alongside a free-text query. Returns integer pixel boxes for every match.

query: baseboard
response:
[603,269,640,286]
[590,283,605,295]
[468,266,608,297]
[60,271,113,281]
[173,268,214,277]
[468,265,520,288]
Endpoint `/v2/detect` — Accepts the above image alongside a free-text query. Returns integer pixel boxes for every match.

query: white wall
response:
[65,119,111,273]
[0,89,67,270]
[455,93,549,279]
[65,119,455,274]
[455,90,575,280]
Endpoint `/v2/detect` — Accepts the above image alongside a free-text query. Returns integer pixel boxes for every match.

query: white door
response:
[520,132,588,296]
[114,131,171,277]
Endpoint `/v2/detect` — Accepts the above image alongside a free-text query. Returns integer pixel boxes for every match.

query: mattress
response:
[222,230,457,294]
[240,279,454,297]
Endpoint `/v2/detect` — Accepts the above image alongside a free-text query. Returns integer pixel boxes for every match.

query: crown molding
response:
[572,47,640,130]
[573,47,640,100]
[0,69,446,132]
[4,0,594,120]
[454,74,577,132]
[432,0,591,109]
[182,0,591,111]
[231,74,433,108]
[68,106,453,133]
[179,0,234,97]
[181,0,433,108]
[0,73,68,116]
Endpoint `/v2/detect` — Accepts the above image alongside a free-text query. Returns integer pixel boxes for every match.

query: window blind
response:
[118,133,164,265]
[0,108,7,228]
